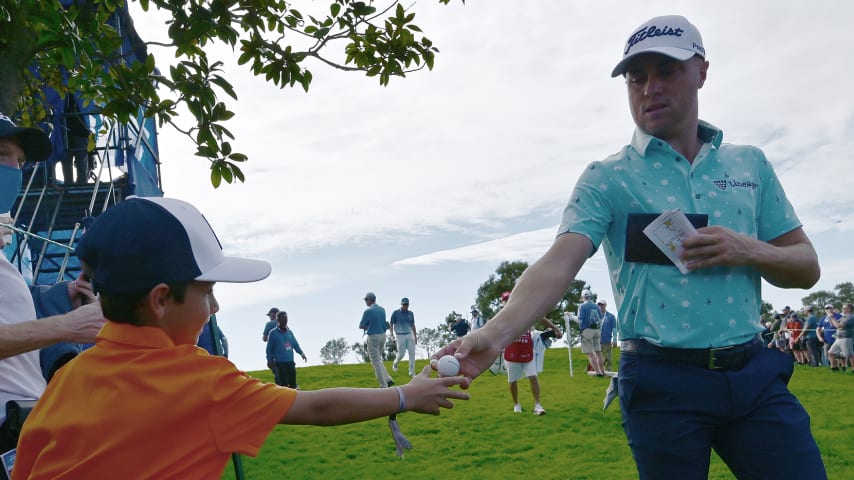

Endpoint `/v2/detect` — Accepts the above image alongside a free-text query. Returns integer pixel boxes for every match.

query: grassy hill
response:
[222,348,853,479]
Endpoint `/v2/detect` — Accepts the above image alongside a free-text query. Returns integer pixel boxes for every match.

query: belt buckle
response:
[707,345,735,370]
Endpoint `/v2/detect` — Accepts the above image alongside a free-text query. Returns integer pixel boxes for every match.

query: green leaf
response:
[211,167,222,188]
[220,165,233,183]
[232,165,245,183]
[210,76,238,100]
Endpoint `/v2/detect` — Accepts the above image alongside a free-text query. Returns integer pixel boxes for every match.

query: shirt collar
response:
[98,321,177,349]
[630,120,723,157]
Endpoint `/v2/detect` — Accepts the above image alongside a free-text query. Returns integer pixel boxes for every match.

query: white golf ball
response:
[437,355,460,377]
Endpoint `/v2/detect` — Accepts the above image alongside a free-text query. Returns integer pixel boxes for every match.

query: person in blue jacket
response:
[266,310,306,389]
[196,315,228,358]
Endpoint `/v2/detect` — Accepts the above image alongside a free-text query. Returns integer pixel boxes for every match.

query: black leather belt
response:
[620,336,763,370]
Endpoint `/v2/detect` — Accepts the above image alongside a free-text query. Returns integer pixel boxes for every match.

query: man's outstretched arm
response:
[432,232,592,385]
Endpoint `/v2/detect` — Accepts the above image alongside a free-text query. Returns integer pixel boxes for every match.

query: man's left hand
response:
[680,226,754,270]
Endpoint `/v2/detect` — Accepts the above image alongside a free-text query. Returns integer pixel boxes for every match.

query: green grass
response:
[222,350,853,479]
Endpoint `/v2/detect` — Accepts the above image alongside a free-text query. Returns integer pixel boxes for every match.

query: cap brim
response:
[611,46,698,77]
[3,127,53,162]
[195,256,272,283]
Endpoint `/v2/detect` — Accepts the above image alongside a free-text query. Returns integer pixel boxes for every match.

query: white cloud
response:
[393,226,558,266]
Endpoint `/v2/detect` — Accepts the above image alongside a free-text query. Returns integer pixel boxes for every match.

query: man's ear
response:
[697,59,709,89]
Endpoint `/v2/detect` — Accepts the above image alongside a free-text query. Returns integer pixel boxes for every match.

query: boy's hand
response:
[401,365,469,415]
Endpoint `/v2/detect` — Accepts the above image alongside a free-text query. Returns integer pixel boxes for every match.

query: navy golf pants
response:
[618,347,826,480]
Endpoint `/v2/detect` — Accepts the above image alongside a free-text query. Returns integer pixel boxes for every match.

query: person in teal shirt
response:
[436,15,825,480]
[802,306,820,367]
[359,292,392,388]
[266,311,306,389]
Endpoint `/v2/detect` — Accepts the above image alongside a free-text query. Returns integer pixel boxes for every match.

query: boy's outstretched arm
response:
[280,366,469,426]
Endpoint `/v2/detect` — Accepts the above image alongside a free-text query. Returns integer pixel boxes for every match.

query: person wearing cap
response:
[434,15,824,479]
[576,290,605,376]
[390,297,417,378]
[261,307,281,382]
[503,316,562,416]
[817,304,840,368]
[262,307,279,342]
[596,300,618,371]
[0,113,105,452]
[451,314,470,338]
[359,292,394,388]
[789,311,808,365]
[470,306,485,331]
[802,305,820,367]
[13,197,469,478]
[828,303,853,372]
[266,310,306,389]
[783,311,806,364]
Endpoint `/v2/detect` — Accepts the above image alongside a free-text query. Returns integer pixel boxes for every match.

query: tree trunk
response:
[0,4,39,114]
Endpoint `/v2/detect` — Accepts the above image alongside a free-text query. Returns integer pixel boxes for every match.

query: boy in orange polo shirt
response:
[12,196,468,479]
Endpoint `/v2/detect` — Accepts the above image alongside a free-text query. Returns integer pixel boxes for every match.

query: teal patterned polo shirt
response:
[558,121,801,348]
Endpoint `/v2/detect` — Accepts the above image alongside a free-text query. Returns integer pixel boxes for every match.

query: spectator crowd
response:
[765,303,854,372]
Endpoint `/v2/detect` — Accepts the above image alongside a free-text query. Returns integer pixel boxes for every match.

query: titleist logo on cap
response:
[626,24,692,54]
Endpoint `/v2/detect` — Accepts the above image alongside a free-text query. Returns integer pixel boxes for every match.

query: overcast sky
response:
[131,1,853,371]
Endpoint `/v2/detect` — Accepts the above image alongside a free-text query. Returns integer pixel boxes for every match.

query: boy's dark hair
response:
[100,282,190,325]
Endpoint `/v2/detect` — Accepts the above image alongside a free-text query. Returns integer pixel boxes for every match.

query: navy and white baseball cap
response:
[611,15,706,77]
[0,112,52,162]
[76,196,271,295]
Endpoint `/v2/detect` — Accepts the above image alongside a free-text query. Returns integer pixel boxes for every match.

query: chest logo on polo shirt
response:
[712,179,758,191]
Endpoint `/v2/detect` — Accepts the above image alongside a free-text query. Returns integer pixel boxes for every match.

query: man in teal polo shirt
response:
[390,297,417,378]
[359,292,393,388]
[436,15,825,480]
